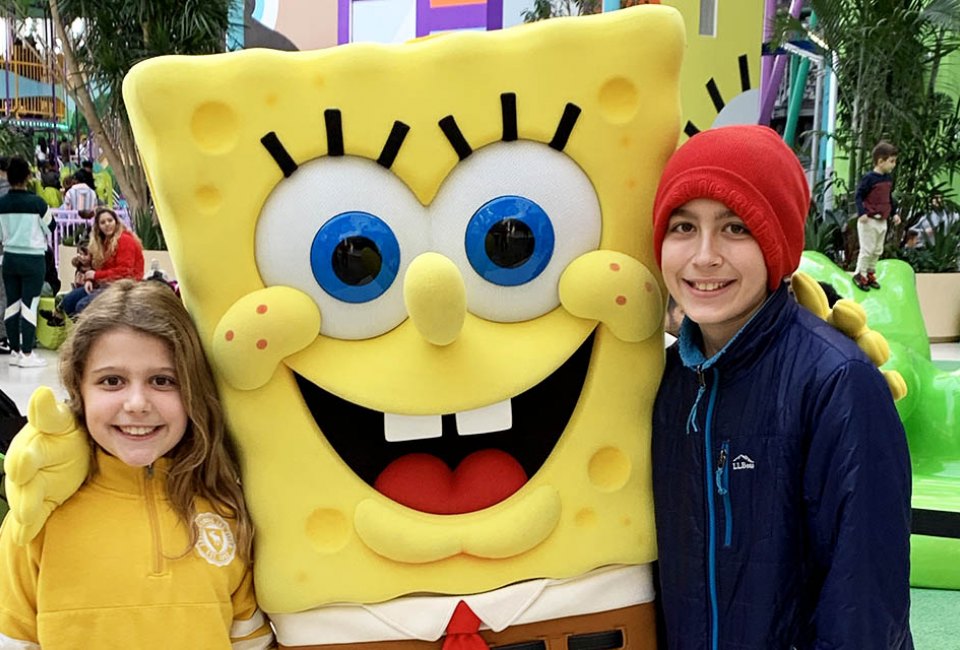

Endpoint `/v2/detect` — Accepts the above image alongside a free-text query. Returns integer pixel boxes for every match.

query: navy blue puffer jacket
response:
[653,286,913,650]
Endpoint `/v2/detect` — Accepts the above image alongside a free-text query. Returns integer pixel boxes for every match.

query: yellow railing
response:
[0,46,67,121]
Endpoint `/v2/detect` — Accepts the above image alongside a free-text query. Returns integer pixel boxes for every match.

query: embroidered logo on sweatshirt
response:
[194,512,237,566]
[731,454,755,471]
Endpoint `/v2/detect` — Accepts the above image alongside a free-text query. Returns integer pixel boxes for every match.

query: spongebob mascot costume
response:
[8,6,686,649]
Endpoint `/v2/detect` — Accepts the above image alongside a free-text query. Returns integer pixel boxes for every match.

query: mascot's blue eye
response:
[465,196,555,286]
[311,211,400,303]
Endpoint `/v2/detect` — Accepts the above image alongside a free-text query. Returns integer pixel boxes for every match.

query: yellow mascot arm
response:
[212,286,322,391]
[559,250,663,343]
[4,387,89,545]
[791,271,907,401]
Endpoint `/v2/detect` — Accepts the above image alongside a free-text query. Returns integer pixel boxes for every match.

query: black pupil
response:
[485,219,535,269]
[332,236,381,286]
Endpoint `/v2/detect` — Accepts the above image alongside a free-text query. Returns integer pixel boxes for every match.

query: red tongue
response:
[374,450,527,515]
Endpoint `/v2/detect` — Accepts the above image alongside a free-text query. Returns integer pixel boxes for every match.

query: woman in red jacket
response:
[61,208,144,317]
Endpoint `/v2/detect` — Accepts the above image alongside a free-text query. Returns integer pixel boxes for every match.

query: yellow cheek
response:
[212,287,321,390]
[558,250,663,342]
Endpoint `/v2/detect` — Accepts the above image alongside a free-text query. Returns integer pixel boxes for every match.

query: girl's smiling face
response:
[81,327,188,467]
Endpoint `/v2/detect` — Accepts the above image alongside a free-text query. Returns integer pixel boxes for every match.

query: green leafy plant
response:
[0,120,36,160]
[777,0,960,270]
[805,174,849,265]
[134,209,166,251]
[1,0,230,228]
[522,0,599,22]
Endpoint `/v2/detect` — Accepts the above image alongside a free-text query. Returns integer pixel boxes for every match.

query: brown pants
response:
[280,603,657,650]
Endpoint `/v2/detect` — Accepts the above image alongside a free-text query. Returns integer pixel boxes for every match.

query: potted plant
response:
[900,216,960,341]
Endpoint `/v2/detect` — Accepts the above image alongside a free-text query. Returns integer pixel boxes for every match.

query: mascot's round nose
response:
[403,252,466,346]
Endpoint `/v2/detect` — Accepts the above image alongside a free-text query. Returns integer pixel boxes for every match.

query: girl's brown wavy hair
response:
[59,280,253,561]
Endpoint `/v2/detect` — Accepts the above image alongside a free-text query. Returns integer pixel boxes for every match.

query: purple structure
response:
[338,0,504,44]
[759,0,803,125]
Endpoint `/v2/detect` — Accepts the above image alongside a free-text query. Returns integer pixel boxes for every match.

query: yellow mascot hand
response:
[791,272,907,401]
[4,387,89,545]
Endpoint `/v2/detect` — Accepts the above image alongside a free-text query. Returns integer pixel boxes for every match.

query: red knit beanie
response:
[652,125,810,291]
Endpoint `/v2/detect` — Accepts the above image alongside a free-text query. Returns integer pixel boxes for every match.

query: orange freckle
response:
[610,263,621,271]
[225,330,234,341]
[645,282,653,292]
[256,304,268,314]
[256,339,268,350]
[616,295,627,305]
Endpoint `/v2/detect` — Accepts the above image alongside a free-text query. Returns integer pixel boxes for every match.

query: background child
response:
[650,125,912,649]
[70,238,93,289]
[0,280,274,649]
[854,140,901,290]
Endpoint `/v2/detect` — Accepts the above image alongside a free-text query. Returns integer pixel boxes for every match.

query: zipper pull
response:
[146,463,154,479]
[715,446,728,495]
[686,365,707,435]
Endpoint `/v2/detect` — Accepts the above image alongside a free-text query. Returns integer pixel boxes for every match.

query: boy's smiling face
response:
[661,198,769,354]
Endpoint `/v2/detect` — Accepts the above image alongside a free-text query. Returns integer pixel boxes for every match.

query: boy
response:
[650,126,913,649]
[854,141,900,290]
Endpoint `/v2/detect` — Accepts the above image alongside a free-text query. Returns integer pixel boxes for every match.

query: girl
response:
[61,207,144,317]
[650,125,912,649]
[0,280,274,649]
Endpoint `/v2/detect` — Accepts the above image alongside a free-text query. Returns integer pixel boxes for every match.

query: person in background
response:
[650,126,912,649]
[853,141,900,291]
[60,207,144,317]
[40,161,61,190]
[62,169,99,218]
[0,156,52,368]
[0,156,10,354]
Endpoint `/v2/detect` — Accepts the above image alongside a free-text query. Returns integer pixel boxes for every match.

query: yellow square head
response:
[123,5,683,613]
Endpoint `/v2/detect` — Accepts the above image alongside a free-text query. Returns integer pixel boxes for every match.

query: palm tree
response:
[2,0,233,243]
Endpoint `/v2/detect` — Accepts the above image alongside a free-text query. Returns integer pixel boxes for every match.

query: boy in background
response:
[853,141,900,291]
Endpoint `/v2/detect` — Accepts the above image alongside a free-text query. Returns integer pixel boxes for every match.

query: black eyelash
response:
[260,132,298,178]
[501,93,518,142]
[377,121,410,169]
[439,115,473,160]
[548,103,581,152]
[324,109,345,156]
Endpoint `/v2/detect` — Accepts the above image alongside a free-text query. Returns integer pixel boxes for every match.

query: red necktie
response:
[442,600,489,650]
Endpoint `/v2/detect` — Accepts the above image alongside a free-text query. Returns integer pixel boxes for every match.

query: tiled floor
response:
[2,346,65,412]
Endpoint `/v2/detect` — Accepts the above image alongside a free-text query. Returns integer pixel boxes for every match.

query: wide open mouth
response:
[294,333,594,515]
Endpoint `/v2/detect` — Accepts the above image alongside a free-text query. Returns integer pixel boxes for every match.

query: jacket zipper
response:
[715,439,732,548]
[696,366,722,650]
[143,464,164,575]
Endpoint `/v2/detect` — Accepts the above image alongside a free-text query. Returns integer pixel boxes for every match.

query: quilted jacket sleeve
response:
[804,358,913,649]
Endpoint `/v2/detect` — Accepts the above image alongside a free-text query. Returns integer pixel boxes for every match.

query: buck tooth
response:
[383,413,443,442]
[456,399,512,436]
